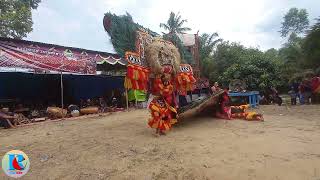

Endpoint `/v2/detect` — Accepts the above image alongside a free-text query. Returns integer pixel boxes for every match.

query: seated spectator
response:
[99,97,107,112]
[68,104,79,112]
[111,97,118,108]
[80,99,85,108]
[0,108,16,129]
[86,99,93,107]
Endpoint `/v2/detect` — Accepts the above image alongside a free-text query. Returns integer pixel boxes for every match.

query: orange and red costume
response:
[230,104,264,121]
[231,111,264,121]
[148,98,177,131]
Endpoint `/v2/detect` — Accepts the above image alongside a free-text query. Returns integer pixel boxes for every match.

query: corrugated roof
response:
[0,37,120,58]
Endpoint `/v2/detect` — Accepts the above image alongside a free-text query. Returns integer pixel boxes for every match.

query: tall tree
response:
[160,12,192,63]
[277,8,310,84]
[199,33,222,61]
[0,0,41,39]
[200,41,283,90]
[303,17,320,68]
[160,12,191,34]
[280,8,309,38]
[199,33,222,78]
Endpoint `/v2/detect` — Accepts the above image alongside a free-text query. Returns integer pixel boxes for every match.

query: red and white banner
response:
[0,38,125,74]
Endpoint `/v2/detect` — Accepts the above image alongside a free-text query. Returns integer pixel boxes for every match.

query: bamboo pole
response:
[125,88,129,111]
[60,72,64,117]
[135,90,138,108]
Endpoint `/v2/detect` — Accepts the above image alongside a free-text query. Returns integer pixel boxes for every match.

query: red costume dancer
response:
[148,97,177,135]
[153,68,178,122]
[215,91,232,120]
[214,94,264,121]
[158,75,174,105]
[153,66,175,106]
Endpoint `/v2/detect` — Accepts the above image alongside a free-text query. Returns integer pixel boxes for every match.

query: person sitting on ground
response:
[68,104,80,117]
[79,99,85,108]
[259,95,268,105]
[111,97,118,108]
[99,97,107,113]
[86,99,93,107]
[0,108,16,129]
[68,104,79,112]
[270,86,282,106]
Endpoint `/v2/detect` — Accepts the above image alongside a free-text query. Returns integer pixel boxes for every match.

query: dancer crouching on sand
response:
[148,96,176,136]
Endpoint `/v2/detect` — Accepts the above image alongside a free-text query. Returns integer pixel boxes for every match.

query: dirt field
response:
[1,105,320,180]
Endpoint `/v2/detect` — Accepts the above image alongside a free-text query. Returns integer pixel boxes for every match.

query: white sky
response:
[27,0,320,53]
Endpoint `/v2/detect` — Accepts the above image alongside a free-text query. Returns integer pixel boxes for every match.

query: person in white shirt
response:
[211,82,220,94]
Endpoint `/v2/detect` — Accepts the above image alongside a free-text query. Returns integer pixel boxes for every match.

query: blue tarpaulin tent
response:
[0,72,124,106]
[0,38,127,109]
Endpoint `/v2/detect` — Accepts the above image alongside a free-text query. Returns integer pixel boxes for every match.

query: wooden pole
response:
[60,71,64,110]
[125,88,129,111]
[135,90,138,108]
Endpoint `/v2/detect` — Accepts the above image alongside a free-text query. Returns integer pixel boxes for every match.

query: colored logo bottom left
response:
[2,150,30,178]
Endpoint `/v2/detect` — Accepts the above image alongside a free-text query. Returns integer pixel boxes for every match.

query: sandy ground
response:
[1,105,320,180]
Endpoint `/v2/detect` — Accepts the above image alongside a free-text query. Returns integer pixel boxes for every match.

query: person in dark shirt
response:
[291,82,300,102]
[99,97,107,112]
[288,87,297,105]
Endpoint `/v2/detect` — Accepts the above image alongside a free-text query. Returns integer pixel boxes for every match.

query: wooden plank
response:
[178,90,224,120]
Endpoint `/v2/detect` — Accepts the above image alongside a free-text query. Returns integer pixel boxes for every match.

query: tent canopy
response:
[0,37,126,74]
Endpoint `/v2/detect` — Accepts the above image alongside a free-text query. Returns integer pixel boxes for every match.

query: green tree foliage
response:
[278,33,304,76]
[280,7,309,38]
[200,41,283,90]
[199,33,222,61]
[198,32,222,78]
[277,8,314,86]
[160,12,191,34]
[198,8,318,92]
[21,0,41,9]
[303,17,320,68]
[160,12,193,63]
[0,0,41,39]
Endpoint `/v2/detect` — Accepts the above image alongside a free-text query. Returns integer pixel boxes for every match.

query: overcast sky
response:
[26,0,320,53]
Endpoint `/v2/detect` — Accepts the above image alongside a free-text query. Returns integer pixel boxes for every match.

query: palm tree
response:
[199,33,222,60]
[159,12,192,63]
[199,33,222,78]
[160,12,191,34]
